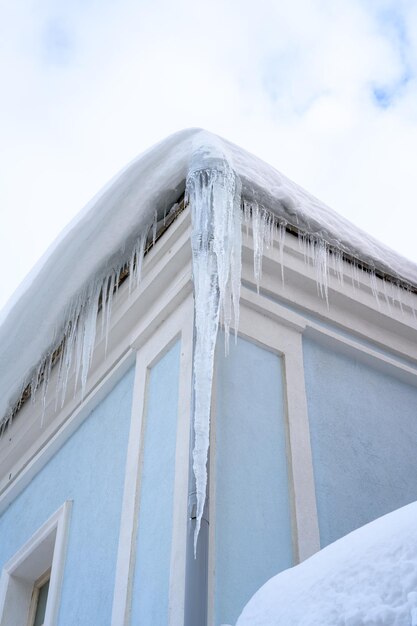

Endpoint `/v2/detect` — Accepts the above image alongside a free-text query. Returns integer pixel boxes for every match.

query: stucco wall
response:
[130,340,181,625]
[0,367,134,626]
[303,336,417,548]
[214,335,293,626]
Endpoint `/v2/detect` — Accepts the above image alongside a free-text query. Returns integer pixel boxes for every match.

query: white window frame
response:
[0,500,72,626]
[27,567,51,626]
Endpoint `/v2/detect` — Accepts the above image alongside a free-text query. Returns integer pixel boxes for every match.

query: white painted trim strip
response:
[111,295,193,626]
[168,297,193,626]
[44,501,72,626]
[237,304,320,562]
[282,331,320,561]
[305,322,417,384]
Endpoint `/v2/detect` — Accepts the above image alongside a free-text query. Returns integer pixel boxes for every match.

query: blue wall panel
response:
[0,367,134,626]
[130,340,181,625]
[214,336,293,626]
[303,337,417,548]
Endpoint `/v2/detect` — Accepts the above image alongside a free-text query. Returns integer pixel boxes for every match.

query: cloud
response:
[1,0,417,308]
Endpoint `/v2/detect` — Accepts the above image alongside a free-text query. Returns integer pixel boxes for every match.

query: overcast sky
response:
[1,0,417,311]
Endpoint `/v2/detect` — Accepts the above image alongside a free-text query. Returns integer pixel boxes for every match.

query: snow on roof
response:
[1,128,417,424]
[236,501,417,625]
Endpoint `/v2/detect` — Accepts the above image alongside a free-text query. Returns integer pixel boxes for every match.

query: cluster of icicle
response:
[292,227,417,315]
[243,199,416,313]
[0,226,152,437]
[186,155,242,554]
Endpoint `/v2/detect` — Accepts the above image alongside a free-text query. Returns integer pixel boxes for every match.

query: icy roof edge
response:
[1,128,417,423]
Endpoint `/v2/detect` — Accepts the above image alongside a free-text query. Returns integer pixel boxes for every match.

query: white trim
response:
[305,322,417,386]
[282,330,320,561]
[109,350,147,626]
[232,302,320,562]
[111,295,194,626]
[0,501,72,626]
[168,297,193,626]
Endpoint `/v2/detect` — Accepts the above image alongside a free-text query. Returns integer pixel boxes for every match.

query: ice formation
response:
[186,138,241,551]
[1,128,417,549]
[236,500,417,625]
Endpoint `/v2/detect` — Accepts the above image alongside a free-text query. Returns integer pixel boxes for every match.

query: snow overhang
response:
[1,128,417,427]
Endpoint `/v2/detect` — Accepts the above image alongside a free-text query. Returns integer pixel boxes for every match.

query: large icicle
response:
[187,139,242,553]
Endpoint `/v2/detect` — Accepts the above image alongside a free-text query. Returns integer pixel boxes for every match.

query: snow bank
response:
[236,500,417,625]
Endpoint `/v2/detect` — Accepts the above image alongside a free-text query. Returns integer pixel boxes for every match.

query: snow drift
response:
[236,500,417,626]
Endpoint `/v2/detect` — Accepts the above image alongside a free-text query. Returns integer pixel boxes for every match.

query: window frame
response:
[0,501,71,626]
[27,567,51,626]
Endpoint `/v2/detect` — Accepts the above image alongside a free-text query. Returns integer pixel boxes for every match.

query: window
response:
[28,569,50,626]
[0,501,71,626]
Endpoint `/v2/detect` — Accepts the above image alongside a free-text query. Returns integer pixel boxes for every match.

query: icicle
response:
[231,185,242,341]
[382,278,392,313]
[80,283,101,396]
[60,311,78,407]
[40,353,53,426]
[134,232,147,290]
[186,144,241,555]
[332,249,344,286]
[369,270,381,309]
[243,199,251,238]
[314,239,330,307]
[263,211,275,251]
[74,310,85,393]
[352,260,361,290]
[30,361,43,405]
[251,202,267,291]
[105,273,116,353]
[152,210,158,246]
[298,232,307,261]
[396,282,405,314]
[277,221,286,284]
[128,249,135,295]
[99,275,110,338]
[405,285,417,320]
[114,267,122,295]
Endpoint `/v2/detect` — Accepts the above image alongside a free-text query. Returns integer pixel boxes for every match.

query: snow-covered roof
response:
[1,128,417,425]
[236,500,417,625]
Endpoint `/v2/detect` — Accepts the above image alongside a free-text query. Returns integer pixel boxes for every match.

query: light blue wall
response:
[303,337,417,548]
[214,336,293,626]
[130,340,181,626]
[0,367,134,626]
